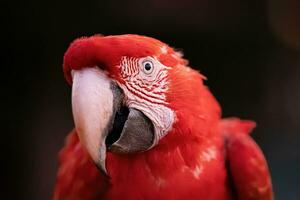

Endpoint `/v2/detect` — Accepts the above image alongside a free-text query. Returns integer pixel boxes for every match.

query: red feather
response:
[54,34,273,200]
[53,130,107,200]
[220,118,273,200]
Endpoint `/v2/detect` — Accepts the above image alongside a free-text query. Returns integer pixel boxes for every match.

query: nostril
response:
[105,106,129,147]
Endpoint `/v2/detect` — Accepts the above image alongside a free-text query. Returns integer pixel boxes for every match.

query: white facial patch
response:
[118,56,175,147]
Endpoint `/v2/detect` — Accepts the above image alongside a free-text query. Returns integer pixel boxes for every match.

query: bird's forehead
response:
[63,34,185,83]
[103,35,184,68]
[103,35,169,58]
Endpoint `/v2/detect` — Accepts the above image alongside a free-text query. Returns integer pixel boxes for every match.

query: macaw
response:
[53,34,273,200]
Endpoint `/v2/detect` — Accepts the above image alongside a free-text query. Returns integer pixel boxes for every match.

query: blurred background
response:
[3,0,300,199]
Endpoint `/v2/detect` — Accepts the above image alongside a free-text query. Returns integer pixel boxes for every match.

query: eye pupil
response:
[144,63,152,71]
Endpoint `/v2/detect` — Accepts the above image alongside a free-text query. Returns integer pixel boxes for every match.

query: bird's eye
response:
[142,61,154,74]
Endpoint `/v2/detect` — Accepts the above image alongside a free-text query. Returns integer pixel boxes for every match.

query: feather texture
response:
[54,34,273,200]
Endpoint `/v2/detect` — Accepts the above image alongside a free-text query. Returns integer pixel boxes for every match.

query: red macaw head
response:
[63,34,219,174]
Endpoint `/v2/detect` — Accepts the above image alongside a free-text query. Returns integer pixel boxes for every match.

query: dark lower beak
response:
[71,67,154,175]
[108,108,154,154]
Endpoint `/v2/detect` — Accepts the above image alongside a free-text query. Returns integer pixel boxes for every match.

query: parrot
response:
[53,34,273,200]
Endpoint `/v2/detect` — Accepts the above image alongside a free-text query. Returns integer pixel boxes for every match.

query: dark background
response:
[3,0,300,199]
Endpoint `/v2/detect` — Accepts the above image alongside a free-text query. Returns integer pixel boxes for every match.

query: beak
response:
[71,67,154,175]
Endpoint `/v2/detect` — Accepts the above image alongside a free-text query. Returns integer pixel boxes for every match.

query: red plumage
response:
[54,35,273,200]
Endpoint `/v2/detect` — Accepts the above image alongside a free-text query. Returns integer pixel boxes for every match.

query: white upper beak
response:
[71,67,114,173]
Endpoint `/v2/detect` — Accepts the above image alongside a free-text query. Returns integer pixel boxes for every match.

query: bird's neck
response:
[104,121,225,200]
[106,110,222,179]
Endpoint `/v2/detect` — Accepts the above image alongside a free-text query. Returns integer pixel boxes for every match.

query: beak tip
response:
[97,160,109,177]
